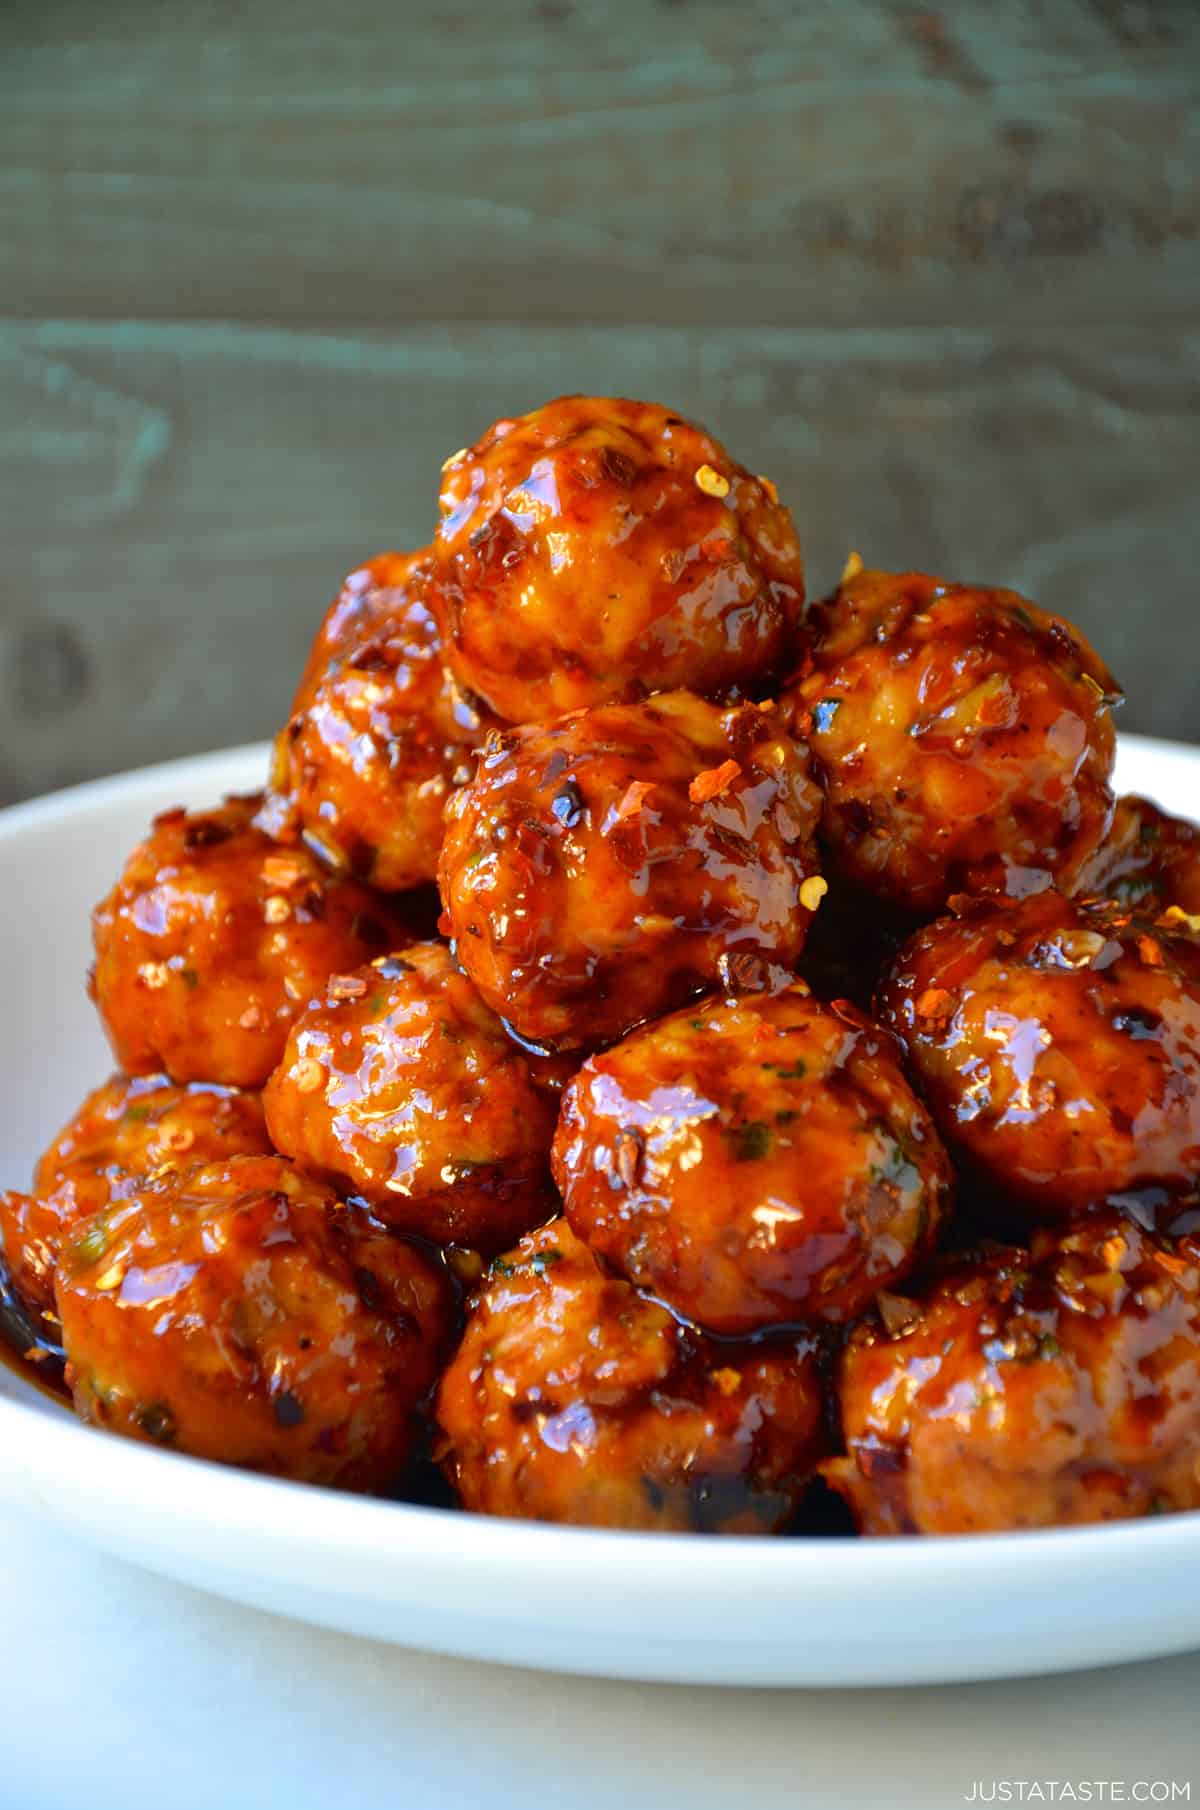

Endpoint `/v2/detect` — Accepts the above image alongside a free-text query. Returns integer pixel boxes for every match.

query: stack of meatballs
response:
[5,396,1200,1537]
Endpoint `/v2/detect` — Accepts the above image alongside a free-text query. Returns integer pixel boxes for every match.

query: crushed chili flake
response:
[1137,934,1165,968]
[239,1004,265,1030]
[699,534,733,560]
[294,1059,326,1095]
[711,1367,742,1397]
[328,973,369,1001]
[689,759,741,804]
[841,550,865,585]
[262,854,308,889]
[694,463,730,499]
[612,780,655,823]
[915,986,954,1024]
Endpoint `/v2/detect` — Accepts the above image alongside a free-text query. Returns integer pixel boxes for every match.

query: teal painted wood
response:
[0,0,1196,798]
[1,0,1196,328]
[1,319,1195,801]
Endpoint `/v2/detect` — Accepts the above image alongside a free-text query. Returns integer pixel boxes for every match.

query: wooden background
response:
[2,0,1197,804]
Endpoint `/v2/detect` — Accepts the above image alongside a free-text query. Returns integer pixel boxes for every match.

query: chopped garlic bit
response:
[799,875,828,914]
[694,463,730,499]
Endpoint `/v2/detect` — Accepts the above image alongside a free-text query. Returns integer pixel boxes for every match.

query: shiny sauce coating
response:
[878,890,1200,1219]
[785,567,1120,914]
[91,794,413,1088]
[258,551,495,892]
[555,986,951,1335]
[265,942,561,1253]
[826,1212,1200,1533]
[437,1221,827,1533]
[56,1155,451,1491]
[433,395,805,721]
[439,690,824,1051]
[0,1073,270,1318]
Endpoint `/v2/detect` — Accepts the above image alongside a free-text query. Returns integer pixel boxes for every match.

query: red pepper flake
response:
[1137,935,1165,968]
[699,535,732,561]
[689,760,741,804]
[328,973,369,1001]
[23,1346,49,1364]
[915,986,954,1025]
[612,780,655,823]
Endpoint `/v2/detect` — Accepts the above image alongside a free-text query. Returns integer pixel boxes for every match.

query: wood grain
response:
[0,0,1196,803]
[2,0,1197,329]
[2,320,1194,803]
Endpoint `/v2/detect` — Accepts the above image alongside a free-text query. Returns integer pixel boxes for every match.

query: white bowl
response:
[1,737,1199,1689]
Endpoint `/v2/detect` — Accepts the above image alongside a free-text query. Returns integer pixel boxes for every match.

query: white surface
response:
[0,1500,1195,1810]
[1,740,1199,1696]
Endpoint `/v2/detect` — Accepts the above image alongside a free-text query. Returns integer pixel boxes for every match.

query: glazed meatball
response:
[826,1213,1200,1533]
[432,396,805,721]
[257,552,494,892]
[785,565,1120,914]
[91,795,413,1088]
[1075,794,1200,920]
[439,691,825,1052]
[265,942,560,1252]
[436,1222,827,1532]
[0,1073,270,1316]
[878,890,1200,1220]
[56,1155,451,1490]
[555,985,951,1336]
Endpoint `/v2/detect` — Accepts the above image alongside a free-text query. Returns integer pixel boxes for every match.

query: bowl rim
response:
[3,731,1199,1592]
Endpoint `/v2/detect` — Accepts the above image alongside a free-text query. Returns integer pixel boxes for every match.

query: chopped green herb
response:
[180,968,200,990]
[763,1059,807,1079]
[729,1121,771,1163]
[133,1401,177,1445]
[1036,1332,1062,1361]
[531,1248,563,1276]
[71,1214,114,1268]
[123,1105,152,1124]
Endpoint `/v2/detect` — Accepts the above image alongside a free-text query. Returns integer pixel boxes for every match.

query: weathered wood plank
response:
[1,319,1194,803]
[1,0,1196,329]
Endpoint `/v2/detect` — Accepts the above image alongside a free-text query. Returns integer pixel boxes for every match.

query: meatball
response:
[1075,794,1200,920]
[265,942,560,1252]
[436,1222,827,1532]
[432,396,805,721]
[439,691,825,1052]
[554,985,951,1336]
[878,890,1200,1220]
[826,1213,1200,1533]
[257,551,494,892]
[56,1155,451,1490]
[785,564,1120,915]
[91,795,414,1088]
[0,1073,270,1316]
